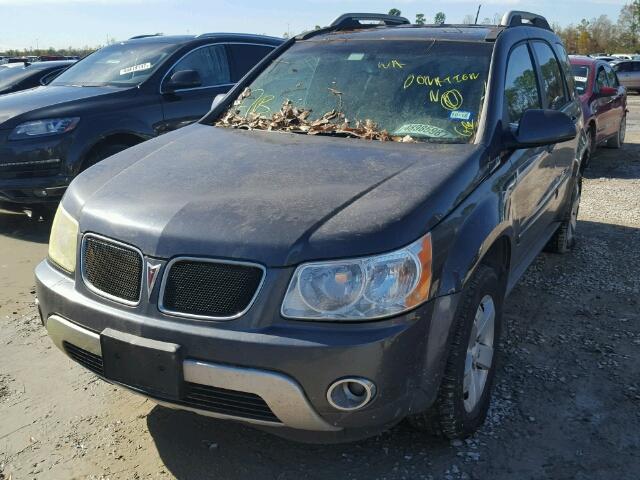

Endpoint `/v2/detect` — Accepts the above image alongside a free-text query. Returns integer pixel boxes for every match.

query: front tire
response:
[409,264,503,439]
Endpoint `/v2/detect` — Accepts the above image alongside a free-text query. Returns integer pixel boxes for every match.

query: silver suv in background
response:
[613,61,640,93]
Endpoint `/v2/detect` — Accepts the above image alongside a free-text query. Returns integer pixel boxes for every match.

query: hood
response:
[66,124,485,267]
[0,85,126,128]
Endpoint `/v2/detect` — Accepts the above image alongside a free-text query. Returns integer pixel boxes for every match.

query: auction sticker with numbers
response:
[120,63,152,75]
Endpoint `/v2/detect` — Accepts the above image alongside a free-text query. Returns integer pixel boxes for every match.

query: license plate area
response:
[100,328,183,400]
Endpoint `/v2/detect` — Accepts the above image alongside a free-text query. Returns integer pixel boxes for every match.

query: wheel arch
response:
[78,132,148,172]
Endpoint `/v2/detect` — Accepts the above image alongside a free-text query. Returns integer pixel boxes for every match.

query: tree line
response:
[388,2,640,54]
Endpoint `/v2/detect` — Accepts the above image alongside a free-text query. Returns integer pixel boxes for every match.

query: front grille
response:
[162,259,264,318]
[62,342,280,423]
[0,158,61,179]
[82,235,143,304]
[64,341,104,376]
[182,382,281,423]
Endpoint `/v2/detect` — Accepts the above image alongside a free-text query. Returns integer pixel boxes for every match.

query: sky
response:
[0,0,632,51]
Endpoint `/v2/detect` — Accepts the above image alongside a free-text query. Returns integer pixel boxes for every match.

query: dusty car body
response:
[36,12,587,442]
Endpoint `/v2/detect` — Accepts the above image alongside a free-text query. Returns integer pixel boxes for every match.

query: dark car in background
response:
[0,33,281,212]
[0,60,76,96]
[37,11,586,442]
[570,56,627,164]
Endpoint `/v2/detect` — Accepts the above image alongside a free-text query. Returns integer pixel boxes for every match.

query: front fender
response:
[433,190,513,297]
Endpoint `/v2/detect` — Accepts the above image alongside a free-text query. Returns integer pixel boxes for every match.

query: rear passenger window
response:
[613,62,630,73]
[169,44,231,88]
[228,44,274,81]
[505,43,541,124]
[532,42,567,110]
[554,44,576,96]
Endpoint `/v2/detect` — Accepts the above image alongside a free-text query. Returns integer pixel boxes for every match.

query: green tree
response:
[434,12,446,24]
[388,8,401,16]
[415,13,426,25]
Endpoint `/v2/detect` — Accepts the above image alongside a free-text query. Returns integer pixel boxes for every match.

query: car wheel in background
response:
[607,115,626,149]
[409,264,503,439]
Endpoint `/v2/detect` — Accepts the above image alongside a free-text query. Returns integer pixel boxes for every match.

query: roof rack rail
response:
[129,33,163,40]
[330,13,410,29]
[297,12,410,40]
[499,11,552,31]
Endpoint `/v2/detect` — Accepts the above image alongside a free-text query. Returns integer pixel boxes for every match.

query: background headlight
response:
[9,117,79,140]
[48,205,79,273]
[282,233,432,321]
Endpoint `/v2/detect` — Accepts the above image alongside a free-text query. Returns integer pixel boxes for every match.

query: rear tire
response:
[546,173,582,254]
[409,264,503,439]
[583,125,596,170]
[606,115,626,149]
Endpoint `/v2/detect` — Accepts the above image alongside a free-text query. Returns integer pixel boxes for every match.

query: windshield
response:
[571,65,589,94]
[216,39,492,143]
[51,42,179,87]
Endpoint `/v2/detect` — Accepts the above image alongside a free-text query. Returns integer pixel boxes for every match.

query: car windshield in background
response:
[0,65,42,90]
[217,40,493,143]
[51,42,179,87]
[571,65,589,94]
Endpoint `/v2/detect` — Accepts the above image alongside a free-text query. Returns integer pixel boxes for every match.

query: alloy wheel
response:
[463,294,496,413]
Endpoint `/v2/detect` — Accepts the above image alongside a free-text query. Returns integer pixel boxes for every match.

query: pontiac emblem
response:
[146,261,162,299]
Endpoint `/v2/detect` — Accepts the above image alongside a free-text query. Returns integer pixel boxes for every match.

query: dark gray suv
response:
[36,11,587,442]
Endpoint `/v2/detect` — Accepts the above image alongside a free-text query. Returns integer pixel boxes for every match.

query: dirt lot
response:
[1,97,639,480]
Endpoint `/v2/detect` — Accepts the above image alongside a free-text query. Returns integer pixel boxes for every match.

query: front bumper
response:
[36,258,461,433]
[0,129,74,204]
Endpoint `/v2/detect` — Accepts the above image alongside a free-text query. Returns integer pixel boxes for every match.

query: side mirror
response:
[163,69,202,92]
[211,93,226,110]
[597,86,617,97]
[506,109,577,149]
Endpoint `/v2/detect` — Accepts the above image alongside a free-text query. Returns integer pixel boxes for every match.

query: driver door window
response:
[504,43,541,124]
[167,45,231,90]
[596,67,608,91]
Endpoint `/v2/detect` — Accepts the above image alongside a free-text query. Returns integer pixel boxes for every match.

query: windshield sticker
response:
[394,123,453,138]
[450,110,472,121]
[119,62,152,75]
[574,76,588,83]
[378,60,405,69]
[347,53,365,61]
[404,72,480,89]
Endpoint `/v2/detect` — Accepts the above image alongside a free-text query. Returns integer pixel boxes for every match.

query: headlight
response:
[281,233,432,321]
[48,205,79,273]
[9,117,80,140]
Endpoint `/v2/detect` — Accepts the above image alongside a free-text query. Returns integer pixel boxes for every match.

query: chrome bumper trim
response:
[45,315,339,432]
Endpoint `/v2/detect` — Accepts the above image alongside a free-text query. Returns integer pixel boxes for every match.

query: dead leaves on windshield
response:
[216,88,415,143]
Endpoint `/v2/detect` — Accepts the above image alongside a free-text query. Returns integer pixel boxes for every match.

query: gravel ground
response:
[1,96,639,480]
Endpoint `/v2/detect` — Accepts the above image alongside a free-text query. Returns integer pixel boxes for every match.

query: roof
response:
[305,24,498,43]
[125,33,282,45]
[569,55,604,67]
[0,60,74,70]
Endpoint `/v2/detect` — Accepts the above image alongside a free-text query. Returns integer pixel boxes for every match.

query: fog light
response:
[327,377,376,411]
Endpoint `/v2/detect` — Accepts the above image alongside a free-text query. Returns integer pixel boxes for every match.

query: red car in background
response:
[570,56,627,166]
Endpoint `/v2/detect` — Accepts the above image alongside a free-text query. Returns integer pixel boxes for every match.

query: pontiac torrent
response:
[36,11,587,441]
